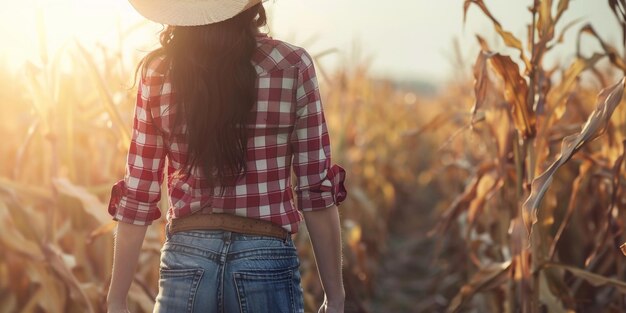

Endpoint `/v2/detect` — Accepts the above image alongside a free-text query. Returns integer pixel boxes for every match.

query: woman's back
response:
[108,34,346,233]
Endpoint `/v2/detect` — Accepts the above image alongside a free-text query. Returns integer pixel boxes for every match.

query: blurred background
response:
[1,0,626,312]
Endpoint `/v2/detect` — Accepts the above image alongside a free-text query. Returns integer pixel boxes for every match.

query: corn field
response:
[1,0,626,312]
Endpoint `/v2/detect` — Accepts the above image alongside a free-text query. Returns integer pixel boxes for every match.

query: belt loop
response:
[223,230,232,243]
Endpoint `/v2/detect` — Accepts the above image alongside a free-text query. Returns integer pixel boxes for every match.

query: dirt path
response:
[366,188,453,313]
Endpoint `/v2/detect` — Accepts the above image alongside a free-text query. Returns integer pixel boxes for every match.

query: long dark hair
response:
[137,4,267,194]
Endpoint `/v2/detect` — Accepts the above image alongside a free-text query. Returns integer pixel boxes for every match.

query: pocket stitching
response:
[229,247,297,261]
[234,268,295,313]
[157,268,204,313]
[159,267,200,276]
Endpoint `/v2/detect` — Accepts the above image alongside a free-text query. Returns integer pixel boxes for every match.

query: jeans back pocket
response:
[154,268,204,313]
[233,267,303,313]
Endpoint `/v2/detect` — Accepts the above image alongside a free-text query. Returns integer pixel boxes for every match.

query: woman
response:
[105,0,347,312]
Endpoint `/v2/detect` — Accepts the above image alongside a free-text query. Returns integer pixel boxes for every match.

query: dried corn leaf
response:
[522,78,625,235]
[491,54,536,138]
[577,24,626,71]
[555,0,570,22]
[53,177,110,225]
[0,190,45,243]
[539,270,568,313]
[0,201,43,261]
[42,243,95,313]
[549,53,603,115]
[535,0,570,41]
[554,17,582,46]
[31,267,68,313]
[20,285,45,313]
[544,262,626,294]
[537,0,554,38]
[446,260,512,313]
[430,162,495,235]
[464,0,530,69]
[0,176,53,201]
[471,52,491,125]
[467,171,500,226]
[477,52,537,138]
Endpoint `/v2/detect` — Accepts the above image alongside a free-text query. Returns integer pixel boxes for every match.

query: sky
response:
[0,0,621,84]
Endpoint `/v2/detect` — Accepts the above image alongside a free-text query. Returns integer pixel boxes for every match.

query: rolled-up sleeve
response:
[108,76,165,226]
[291,50,347,211]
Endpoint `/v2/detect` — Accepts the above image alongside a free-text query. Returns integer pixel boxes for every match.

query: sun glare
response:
[1,0,152,69]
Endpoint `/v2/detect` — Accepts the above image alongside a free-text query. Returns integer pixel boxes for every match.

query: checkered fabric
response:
[108,34,347,233]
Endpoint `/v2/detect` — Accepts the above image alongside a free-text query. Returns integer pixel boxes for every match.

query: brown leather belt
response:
[169,213,290,241]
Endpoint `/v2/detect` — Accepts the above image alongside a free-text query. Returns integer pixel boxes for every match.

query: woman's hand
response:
[318,298,345,313]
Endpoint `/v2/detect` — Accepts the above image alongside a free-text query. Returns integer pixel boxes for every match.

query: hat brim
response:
[129,0,265,26]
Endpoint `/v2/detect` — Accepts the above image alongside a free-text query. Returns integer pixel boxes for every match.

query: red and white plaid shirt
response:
[108,34,347,233]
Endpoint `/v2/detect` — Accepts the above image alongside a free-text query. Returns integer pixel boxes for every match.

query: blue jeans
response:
[153,227,305,313]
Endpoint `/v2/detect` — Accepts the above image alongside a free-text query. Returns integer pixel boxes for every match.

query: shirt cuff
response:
[108,180,161,226]
[297,164,347,211]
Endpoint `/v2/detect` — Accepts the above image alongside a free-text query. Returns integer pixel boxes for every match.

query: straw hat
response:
[129,0,266,26]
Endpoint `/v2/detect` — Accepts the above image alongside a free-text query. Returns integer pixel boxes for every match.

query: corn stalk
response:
[438,0,626,312]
